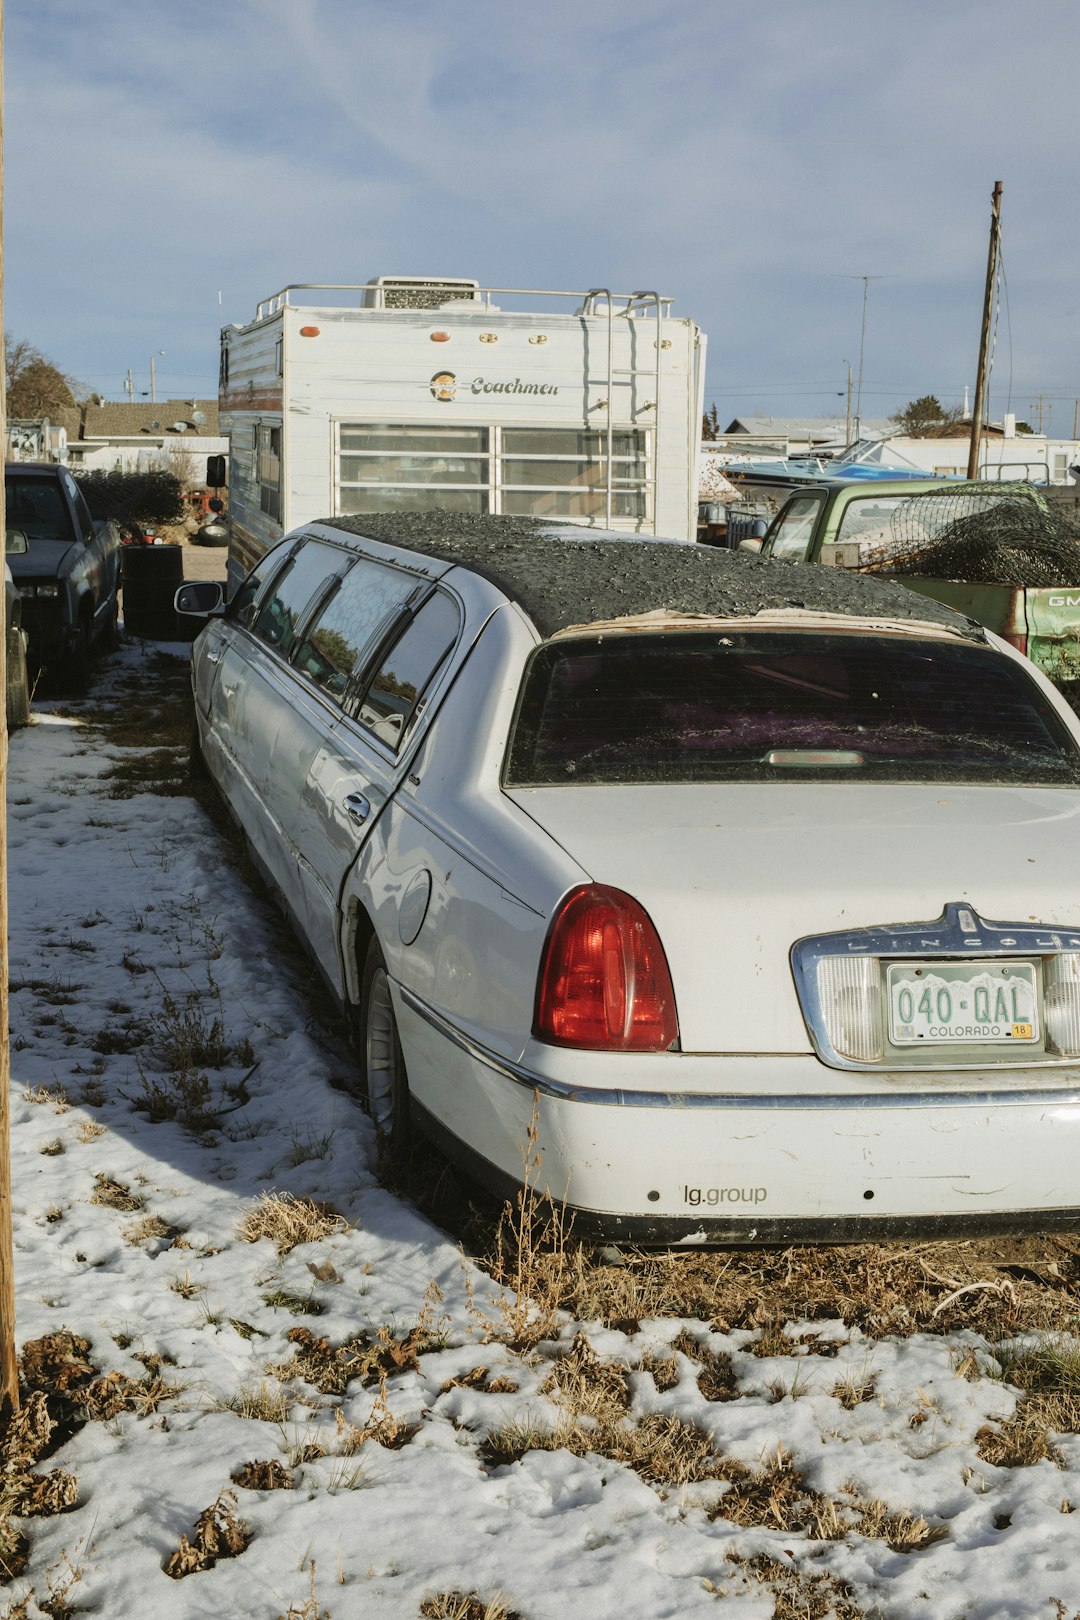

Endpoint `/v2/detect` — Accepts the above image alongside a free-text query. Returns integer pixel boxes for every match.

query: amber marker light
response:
[430,331,451,342]
[299,326,320,337]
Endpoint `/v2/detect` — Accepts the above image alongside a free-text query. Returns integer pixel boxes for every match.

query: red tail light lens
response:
[534,885,679,1051]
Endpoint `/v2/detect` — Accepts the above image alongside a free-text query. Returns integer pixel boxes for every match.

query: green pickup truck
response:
[758,477,1080,683]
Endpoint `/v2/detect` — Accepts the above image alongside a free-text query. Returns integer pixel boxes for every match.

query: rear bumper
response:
[398,985,1080,1244]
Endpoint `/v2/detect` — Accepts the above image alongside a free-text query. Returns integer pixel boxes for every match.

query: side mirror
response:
[208,496,225,514]
[206,455,227,488]
[175,581,224,617]
[5,529,27,555]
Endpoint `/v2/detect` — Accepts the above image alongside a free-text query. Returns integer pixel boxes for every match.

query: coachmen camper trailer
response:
[217,277,707,588]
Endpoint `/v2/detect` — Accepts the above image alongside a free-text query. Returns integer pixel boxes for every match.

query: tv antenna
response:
[846,274,891,440]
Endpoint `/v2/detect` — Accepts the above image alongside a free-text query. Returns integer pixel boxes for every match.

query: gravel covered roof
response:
[321,513,982,640]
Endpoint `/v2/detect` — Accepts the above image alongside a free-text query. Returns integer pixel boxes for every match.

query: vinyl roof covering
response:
[320,513,981,641]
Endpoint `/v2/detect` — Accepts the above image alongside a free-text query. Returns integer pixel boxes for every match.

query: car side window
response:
[766,494,825,561]
[65,476,95,543]
[251,539,350,660]
[230,541,292,628]
[357,591,460,750]
[291,557,418,707]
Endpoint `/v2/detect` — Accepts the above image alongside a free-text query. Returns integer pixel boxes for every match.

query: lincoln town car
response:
[178,515,1080,1242]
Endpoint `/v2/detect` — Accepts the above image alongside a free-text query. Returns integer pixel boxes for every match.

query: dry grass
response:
[670,1328,741,1401]
[482,1407,722,1487]
[74,1120,105,1143]
[833,1372,878,1410]
[419,1594,522,1620]
[231,1459,294,1492]
[236,1192,350,1255]
[467,1233,1080,1346]
[269,1305,444,1408]
[279,1563,331,1620]
[482,1360,947,1555]
[472,1102,573,1349]
[122,1213,181,1247]
[89,1173,145,1213]
[539,1332,629,1422]
[163,1488,250,1579]
[22,1085,69,1114]
[713,1553,870,1619]
[975,1336,1080,1467]
[208,1381,295,1424]
[976,1409,1067,1469]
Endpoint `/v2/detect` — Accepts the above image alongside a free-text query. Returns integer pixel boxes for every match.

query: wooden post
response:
[0,0,19,1421]
[967,181,1003,480]
[845,362,852,446]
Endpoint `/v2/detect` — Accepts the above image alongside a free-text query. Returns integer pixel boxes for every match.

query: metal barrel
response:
[121,545,185,639]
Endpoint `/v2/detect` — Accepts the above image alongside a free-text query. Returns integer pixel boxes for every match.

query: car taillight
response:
[534,885,678,1051]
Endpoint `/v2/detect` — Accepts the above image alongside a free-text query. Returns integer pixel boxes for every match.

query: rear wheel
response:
[188,713,209,779]
[64,618,91,696]
[6,627,30,730]
[101,597,120,655]
[359,937,411,1147]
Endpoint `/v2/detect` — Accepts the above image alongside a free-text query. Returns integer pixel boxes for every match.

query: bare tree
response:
[4,332,83,418]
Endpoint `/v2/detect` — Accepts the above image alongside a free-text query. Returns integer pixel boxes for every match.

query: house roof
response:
[723,416,893,440]
[64,400,220,441]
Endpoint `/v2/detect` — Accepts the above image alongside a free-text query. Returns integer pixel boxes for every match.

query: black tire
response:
[188,713,209,780]
[63,618,91,697]
[193,523,229,548]
[6,627,30,731]
[358,937,411,1147]
[101,597,120,655]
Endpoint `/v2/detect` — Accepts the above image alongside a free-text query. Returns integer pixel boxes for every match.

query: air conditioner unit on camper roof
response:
[364,276,481,310]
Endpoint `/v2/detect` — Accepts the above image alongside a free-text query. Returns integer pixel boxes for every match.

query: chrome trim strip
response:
[398,986,1080,1112]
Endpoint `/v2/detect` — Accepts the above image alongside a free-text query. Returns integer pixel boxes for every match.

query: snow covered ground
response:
[3,642,1080,1620]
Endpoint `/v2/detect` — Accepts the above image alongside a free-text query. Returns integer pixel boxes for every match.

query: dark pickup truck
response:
[5,462,121,691]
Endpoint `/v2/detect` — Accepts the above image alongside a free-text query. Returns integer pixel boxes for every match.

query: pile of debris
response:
[858,484,1080,586]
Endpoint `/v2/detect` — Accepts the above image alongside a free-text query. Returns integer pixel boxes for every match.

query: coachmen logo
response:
[430,372,458,402]
[470,376,559,396]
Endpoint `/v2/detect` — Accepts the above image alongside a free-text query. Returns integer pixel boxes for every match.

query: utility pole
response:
[1029,394,1051,436]
[846,275,888,442]
[0,0,21,1421]
[125,369,134,403]
[967,180,1003,480]
[845,361,852,445]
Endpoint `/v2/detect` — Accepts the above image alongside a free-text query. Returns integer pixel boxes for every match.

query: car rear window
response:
[505,630,1080,786]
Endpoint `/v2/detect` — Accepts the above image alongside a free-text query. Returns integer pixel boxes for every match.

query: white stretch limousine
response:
[178,514,1080,1243]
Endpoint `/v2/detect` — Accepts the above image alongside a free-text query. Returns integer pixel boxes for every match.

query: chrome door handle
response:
[206,651,221,665]
[344,792,371,826]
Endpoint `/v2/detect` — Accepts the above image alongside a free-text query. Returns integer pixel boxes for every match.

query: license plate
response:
[887,961,1039,1046]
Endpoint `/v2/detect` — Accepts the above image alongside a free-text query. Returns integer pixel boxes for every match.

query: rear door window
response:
[357,591,461,749]
[291,556,419,706]
[251,539,351,660]
[506,631,1080,786]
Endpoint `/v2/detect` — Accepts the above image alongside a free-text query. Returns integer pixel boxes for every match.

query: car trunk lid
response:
[504,781,1080,1055]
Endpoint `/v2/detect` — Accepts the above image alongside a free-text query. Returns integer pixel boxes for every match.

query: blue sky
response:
[7,0,1080,431]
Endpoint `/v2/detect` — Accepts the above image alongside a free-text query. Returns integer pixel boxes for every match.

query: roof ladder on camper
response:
[581,289,664,533]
